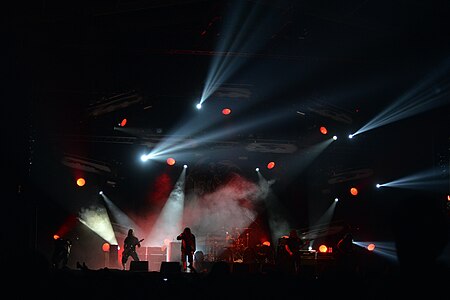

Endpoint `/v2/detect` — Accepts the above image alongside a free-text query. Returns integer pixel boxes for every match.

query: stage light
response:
[350,187,358,196]
[99,191,103,195]
[267,161,275,169]
[76,177,86,187]
[119,118,127,127]
[367,243,376,251]
[348,134,354,139]
[333,135,338,140]
[222,108,231,115]
[334,198,339,202]
[255,167,260,172]
[320,126,328,135]
[318,245,328,253]
[102,243,110,252]
[196,103,202,109]
[166,157,176,166]
[376,184,381,188]
[183,164,188,169]
[53,234,60,240]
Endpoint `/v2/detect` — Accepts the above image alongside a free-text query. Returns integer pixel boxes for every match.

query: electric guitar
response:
[123,238,144,256]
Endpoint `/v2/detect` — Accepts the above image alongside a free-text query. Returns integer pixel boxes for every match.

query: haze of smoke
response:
[78,205,117,244]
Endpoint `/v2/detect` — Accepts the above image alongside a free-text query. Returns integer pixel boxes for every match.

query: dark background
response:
[6,0,450,269]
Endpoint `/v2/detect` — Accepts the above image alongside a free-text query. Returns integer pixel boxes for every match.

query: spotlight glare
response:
[334,198,339,202]
[348,134,354,139]
[376,184,381,188]
[196,103,202,109]
[183,164,188,169]
[332,135,338,140]
[255,167,260,172]
[99,191,103,195]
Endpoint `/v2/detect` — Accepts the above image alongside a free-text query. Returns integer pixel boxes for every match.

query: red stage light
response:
[222,108,231,115]
[267,161,275,169]
[350,187,358,196]
[120,118,127,127]
[320,126,328,135]
[367,243,376,251]
[102,243,110,252]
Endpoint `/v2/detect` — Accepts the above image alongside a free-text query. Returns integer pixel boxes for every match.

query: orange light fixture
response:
[318,244,328,253]
[76,177,86,187]
[166,157,176,166]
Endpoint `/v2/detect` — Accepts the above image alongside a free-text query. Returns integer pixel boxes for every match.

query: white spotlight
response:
[334,197,339,202]
[332,135,338,140]
[255,167,260,172]
[140,154,148,162]
[183,164,188,169]
[348,134,354,139]
[196,103,202,109]
[99,191,103,195]
[376,184,381,188]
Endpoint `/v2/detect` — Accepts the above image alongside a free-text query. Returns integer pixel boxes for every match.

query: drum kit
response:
[204,227,251,263]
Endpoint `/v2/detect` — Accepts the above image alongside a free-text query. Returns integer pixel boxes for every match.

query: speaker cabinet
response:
[168,242,181,262]
[160,261,181,274]
[130,261,149,272]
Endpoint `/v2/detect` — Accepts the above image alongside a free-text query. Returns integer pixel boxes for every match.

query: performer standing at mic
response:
[177,227,196,272]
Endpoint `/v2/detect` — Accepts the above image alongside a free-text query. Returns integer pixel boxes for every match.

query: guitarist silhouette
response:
[122,229,143,270]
